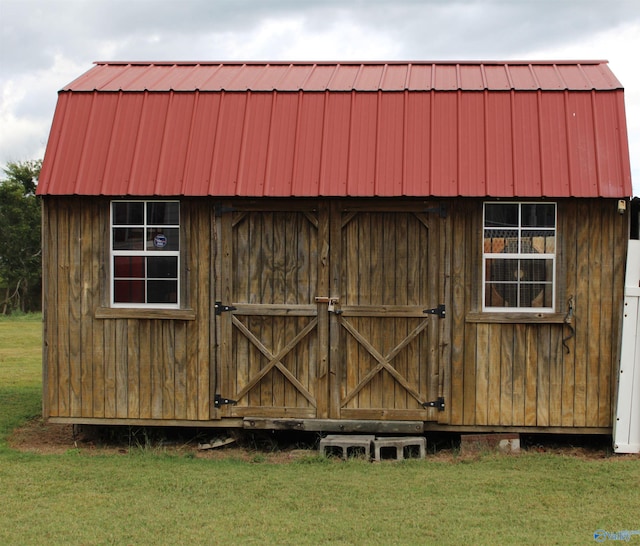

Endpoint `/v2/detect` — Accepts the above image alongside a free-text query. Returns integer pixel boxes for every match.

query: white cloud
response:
[0,54,86,166]
[211,16,401,61]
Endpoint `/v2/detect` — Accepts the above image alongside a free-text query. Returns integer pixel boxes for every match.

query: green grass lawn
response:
[1,314,639,545]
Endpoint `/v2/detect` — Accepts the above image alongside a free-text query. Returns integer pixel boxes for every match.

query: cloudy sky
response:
[1,0,639,194]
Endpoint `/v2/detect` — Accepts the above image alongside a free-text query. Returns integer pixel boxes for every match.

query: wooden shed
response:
[37,61,634,435]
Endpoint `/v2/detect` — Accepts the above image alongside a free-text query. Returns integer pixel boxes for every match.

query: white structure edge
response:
[614,240,640,453]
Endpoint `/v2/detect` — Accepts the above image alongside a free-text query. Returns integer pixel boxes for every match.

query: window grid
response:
[110,201,180,309]
[483,202,556,312]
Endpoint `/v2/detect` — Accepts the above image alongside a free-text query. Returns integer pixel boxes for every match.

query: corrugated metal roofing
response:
[38,61,633,198]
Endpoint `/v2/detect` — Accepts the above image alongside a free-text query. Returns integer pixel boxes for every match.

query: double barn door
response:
[215,201,447,423]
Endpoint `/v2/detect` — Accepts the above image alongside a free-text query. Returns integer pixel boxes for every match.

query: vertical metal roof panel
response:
[290,93,325,196]
[485,92,514,196]
[208,93,247,195]
[483,65,512,90]
[353,64,385,90]
[406,64,433,91]
[430,92,458,195]
[99,93,145,195]
[73,93,119,194]
[50,92,95,194]
[126,93,171,195]
[402,92,431,195]
[566,92,600,196]
[319,93,351,194]
[347,93,378,195]
[236,92,273,195]
[511,92,543,196]
[592,92,632,197]
[154,93,196,195]
[199,64,244,90]
[181,93,222,195]
[375,92,405,196]
[381,64,411,90]
[433,65,459,91]
[276,64,315,90]
[300,64,337,91]
[507,65,539,90]
[531,65,567,90]
[458,92,486,196]
[264,92,299,195]
[328,64,361,91]
[459,65,486,91]
[538,92,571,196]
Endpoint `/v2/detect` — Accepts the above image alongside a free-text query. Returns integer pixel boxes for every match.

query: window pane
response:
[147,256,178,279]
[520,283,549,307]
[485,203,518,227]
[114,280,145,303]
[521,204,555,227]
[486,282,518,307]
[114,256,144,278]
[113,202,143,225]
[488,258,518,281]
[484,230,518,253]
[113,228,144,250]
[528,259,551,281]
[146,227,179,251]
[522,231,555,253]
[148,202,179,225]
[147,280,178,303]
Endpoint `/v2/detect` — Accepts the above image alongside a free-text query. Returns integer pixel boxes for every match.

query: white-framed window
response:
[110,200,180,308]
[483,202,556,312]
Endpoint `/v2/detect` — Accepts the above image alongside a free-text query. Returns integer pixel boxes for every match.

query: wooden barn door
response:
[216,202,328,419]
[216,200,447,423]
[328,203,447,422]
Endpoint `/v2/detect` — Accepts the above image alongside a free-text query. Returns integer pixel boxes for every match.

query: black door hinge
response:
[424,204,447,218]
[424,304,446,318]
[422,397,445,411]
[214,394,237,408]
[215,301,237,315]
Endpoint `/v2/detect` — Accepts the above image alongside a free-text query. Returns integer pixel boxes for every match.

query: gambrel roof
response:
[38,61,633,197]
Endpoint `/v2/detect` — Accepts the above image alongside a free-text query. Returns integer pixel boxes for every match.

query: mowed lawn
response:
[1,314,639,545]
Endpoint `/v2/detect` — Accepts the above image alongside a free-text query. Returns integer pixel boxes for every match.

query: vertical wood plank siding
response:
[42,197,626,429]
[42,197,214,421]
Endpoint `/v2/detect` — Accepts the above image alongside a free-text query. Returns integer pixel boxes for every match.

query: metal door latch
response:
[422,397,445,411]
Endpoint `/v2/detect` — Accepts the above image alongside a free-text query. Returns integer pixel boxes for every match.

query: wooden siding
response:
[43,197,216,422]
[42,197,627,430]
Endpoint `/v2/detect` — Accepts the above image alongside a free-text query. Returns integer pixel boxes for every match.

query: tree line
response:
[0,160,42,314]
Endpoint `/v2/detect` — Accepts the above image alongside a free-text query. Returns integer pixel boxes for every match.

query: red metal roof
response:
[38,61,633,198]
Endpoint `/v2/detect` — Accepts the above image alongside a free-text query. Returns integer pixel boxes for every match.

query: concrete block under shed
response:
[319,434,375,459]
[460,433,520,454]
[373,436,426,461]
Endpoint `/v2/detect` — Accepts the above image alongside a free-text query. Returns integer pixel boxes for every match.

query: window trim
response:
[110,199,181,310]
[482,201,557,314]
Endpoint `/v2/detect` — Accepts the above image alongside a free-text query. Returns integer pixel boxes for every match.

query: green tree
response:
[0,160,42,314]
